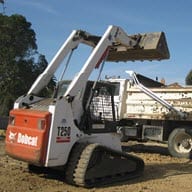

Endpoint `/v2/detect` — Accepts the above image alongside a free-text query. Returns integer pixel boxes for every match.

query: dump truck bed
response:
[122,84,192,120]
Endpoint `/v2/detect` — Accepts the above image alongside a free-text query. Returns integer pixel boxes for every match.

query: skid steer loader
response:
[5,25,169,187]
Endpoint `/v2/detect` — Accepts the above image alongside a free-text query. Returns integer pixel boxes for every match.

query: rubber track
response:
[65,142,88,186]
[65,142,144,188]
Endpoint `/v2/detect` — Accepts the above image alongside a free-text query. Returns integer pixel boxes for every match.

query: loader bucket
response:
[107,32,170,62]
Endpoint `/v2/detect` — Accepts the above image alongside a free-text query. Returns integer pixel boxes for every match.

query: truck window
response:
[112,82,120,96]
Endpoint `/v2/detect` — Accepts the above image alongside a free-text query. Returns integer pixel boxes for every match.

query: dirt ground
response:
[0,136,192,192]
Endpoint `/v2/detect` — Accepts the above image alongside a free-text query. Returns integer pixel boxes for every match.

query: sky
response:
[2,0,192,85]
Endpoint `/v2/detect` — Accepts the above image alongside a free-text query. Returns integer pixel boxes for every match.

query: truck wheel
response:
[168,128,192,158]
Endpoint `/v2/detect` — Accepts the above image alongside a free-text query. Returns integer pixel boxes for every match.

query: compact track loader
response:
[5,25,169,187]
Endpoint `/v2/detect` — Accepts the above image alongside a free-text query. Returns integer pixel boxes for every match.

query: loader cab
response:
[80,81,117,134]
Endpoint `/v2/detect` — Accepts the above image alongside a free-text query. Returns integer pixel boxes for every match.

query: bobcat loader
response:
[5,25,169,187]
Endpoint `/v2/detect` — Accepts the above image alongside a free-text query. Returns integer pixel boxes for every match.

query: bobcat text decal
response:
[8,131,38,146]
[17,133,38,146]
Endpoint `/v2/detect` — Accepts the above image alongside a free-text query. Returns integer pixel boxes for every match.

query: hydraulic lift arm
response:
[20,25,169,106]
[27,30,90,95]
[64,25,140,98]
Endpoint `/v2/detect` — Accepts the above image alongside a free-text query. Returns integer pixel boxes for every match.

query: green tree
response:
[0,14,55,115]
[185,70,192,85]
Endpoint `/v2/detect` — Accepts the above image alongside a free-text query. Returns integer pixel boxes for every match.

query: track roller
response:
[65,142,144,187]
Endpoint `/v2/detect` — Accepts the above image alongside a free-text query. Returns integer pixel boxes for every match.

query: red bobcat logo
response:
[8,131,17,143]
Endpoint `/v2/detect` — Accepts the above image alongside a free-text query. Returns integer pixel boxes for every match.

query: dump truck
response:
[5,25,169,187]
[107,71,192,158]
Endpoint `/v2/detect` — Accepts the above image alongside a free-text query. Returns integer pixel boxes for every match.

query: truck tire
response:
[168,128,192,158]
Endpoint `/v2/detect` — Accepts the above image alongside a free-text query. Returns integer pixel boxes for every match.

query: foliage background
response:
[0,14,55,116]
